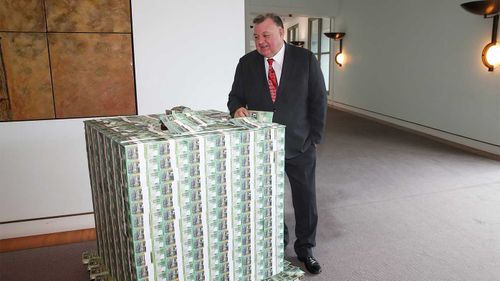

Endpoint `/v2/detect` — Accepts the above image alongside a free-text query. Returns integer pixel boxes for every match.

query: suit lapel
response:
[254,52,274,105]
[276,43,293,104]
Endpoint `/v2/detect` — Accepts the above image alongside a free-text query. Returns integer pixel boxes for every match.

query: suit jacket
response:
[228,43,327,159]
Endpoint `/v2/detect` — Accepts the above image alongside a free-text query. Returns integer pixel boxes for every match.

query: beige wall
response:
[0,0,246,239]
[332,0,500,154]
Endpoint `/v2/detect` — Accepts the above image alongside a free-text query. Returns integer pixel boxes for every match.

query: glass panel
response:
[310,19,319,53]
[321,18,330,53]
[320,54,330,91]
[287,25,299,42]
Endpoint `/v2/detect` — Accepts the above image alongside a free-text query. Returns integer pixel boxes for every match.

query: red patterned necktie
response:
[267,58,277,103]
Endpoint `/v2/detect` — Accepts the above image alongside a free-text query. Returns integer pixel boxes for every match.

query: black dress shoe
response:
[298,256,322,274]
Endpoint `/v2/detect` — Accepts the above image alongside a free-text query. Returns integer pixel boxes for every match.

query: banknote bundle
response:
[247,110,274,124]
[84,107,304,281]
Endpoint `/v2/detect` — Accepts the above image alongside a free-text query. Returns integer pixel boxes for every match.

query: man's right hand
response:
[234,107,249,118]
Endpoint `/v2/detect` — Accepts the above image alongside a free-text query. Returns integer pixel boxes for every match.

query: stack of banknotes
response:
[84,107,304,281]
[248,110,274,124]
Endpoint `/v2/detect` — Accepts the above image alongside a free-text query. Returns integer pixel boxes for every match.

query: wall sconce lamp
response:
[461,0,500,71]
[325,32,346,67]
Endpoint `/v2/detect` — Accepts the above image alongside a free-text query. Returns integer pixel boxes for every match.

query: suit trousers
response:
[283,144,318,258]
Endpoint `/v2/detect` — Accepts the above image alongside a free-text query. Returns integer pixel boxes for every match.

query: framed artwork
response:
[0,0,137,121]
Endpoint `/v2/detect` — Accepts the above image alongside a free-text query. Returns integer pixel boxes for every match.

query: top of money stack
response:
[84,107,284,146]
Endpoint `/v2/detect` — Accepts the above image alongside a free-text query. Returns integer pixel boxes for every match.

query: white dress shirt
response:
[264,43,285,85]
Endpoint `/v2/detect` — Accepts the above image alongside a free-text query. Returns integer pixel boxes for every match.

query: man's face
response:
[254,18,284,58]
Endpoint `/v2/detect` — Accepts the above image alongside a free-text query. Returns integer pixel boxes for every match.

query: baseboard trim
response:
[0,228,96,253]
[330,101,500,161]
[0,213,95,240]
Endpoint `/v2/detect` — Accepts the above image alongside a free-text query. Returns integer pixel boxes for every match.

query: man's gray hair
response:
[253,13,284,28]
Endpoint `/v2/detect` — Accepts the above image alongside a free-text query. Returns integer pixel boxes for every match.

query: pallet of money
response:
[84,107,303,281]
[82,251,304,281]
[82,251,112,281]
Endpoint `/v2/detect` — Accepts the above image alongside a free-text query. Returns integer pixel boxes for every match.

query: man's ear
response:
[279,27,284,38]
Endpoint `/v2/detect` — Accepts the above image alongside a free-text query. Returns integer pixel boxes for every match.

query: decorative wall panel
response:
[0,32,54,120]
[0,39,10,120]
[50,33,135,118]
[45,0,131,32]
[0,0,136,121]
[0,0,46,32]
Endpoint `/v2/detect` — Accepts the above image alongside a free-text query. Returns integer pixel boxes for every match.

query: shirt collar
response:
[267,42,285,66]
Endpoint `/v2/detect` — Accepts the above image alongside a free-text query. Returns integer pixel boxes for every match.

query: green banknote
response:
[248,110,274,123]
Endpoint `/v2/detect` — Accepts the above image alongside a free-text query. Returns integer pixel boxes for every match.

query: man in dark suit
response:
[227,13,327,274]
